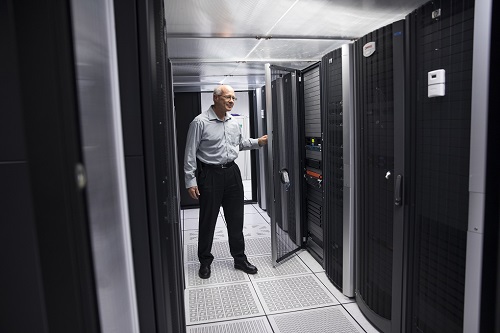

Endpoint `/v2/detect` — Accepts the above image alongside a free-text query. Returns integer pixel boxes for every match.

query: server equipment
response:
[405,0,475,331]
[303,64,324,262]
[321,44,356,297]
[354,0,476,331]
[354,19,406,333]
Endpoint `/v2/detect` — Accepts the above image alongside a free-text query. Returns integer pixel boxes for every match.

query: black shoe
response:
[199,264,211,279]
[234,260,258,274]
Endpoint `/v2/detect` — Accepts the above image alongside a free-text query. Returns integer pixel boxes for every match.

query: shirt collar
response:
[208,106,232,122]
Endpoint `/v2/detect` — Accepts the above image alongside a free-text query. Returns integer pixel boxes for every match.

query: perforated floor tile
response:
[268,306,364,333]
[247,255,311,280]
[185,259,249,287]
[185,237,271,262]
[186,316,273,333]
[254,274,339,314]
[184,228,228,244]
[184,224,269,243]
[185,282,265,325]
[243,224,271,238]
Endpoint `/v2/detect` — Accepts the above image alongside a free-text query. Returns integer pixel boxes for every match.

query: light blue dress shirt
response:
[184,106,260,188]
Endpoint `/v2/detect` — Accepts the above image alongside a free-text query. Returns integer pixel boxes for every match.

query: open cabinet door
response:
[265,64,304,265]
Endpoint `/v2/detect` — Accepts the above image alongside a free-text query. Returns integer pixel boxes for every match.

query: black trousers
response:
[197,163,246,266]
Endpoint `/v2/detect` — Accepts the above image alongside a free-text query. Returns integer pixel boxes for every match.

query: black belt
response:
[200,161,235,169]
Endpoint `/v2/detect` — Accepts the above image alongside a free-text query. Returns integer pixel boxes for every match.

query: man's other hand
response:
[188,186,200,200]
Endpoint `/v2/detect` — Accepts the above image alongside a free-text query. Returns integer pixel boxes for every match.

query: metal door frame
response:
[342,43,356,297]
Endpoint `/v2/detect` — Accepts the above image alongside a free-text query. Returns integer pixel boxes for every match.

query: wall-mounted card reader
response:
[428,69,445,97]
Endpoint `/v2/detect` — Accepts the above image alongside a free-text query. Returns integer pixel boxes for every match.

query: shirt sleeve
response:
[184,119,202,188]
[239,138,260,151]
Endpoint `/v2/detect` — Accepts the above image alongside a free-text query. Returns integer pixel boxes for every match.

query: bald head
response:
[213,85,234,97]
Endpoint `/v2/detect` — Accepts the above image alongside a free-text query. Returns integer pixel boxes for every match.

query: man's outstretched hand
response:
[258,135,268,146]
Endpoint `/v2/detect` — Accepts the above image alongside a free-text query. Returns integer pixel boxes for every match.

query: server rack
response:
[405,0,475,332]
[302,64,324,262]
[353,0,477,331]
[114,0,187,330]
[321,44,355,297]
[354,20,406,333]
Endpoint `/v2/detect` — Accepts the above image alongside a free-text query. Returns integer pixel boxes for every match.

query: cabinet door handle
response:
[395,174,402,206]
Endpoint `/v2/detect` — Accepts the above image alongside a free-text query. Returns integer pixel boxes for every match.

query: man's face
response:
[214,87,236,112]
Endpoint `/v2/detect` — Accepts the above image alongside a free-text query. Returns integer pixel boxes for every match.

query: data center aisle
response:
[182,183,379,333]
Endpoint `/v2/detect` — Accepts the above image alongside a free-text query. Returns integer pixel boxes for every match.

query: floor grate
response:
[185,259,249,287]
[268,306,364,333]
[243,224,271,238]
[187,316,273,333]
[185,282,265,325]
[254,274,339,314]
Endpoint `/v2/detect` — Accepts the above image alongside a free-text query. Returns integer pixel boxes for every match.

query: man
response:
[184,85,268,279]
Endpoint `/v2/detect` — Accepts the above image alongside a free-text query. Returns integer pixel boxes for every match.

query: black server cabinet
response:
[3,2,100,331]
[355,0,476,331]
[405,0,475,332]
[354,20,406,333]
[136,0,186,330]
[117,0,187,331]
[322,48,343,291]
[321,44,355,297]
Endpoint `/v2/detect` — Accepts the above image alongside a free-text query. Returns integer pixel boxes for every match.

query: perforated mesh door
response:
[322,49,344,290]
[355,23,396,322]
[269,66,302,264]
[406,0,474,331]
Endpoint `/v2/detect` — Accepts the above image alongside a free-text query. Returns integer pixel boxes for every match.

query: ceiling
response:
[165,0,429,92]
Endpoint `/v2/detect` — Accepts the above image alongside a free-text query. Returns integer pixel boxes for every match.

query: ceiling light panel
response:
[246,39,349,61]
[165,0,294,36]
[171,62,241,77]
[173,74,265,92]
[270,0,430,37]
[167,37,260,60]
[165,0,430,39]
